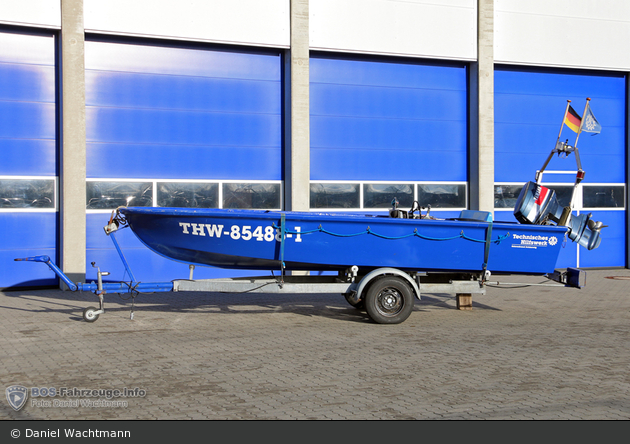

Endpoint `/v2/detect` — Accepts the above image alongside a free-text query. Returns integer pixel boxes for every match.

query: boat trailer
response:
[14,222,585,325]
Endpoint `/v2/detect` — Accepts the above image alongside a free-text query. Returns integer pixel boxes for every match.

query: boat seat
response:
[455,210,493,223]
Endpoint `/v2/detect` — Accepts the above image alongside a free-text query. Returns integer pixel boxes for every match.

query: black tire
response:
[364,276,415,324]
[343,292,364,310]
[83,306,100,323]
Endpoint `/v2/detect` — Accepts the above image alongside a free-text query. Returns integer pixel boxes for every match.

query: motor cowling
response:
[513,182,563,225]
[514,181,603,250]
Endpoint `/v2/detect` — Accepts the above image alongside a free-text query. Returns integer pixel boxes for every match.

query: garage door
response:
[84,39,283,282]
[494,66,626,268]
[0,30,58,288]
[309,55,468,218]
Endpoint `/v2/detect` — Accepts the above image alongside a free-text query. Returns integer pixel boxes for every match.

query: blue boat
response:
[116,206,564,276]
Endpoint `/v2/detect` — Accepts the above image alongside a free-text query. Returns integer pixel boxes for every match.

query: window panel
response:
[310,183,360,209]
[546,185,573,208]
[494,184,523,209]
[223,183,281,209]
[86,181,153,209]
[494,184,574,209]
[157,182,218,208]
[417,184,466,208]
[583,186,625,208]
[364,183,413,209]
[0,179,55,209]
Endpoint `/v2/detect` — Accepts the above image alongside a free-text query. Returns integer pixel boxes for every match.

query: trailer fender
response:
[354,268,421,304]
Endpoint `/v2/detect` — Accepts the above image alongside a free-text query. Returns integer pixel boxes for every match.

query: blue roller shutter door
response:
[495,67,626,268]
[0,31,58,288]
[85,40,282,282]
[310,56,467,181]
[310,55,468,218]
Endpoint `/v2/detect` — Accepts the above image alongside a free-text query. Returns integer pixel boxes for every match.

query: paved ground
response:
[1,268,629,420]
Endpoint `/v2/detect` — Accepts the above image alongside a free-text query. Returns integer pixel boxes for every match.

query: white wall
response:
[83,0,289,48]
[309,0,477,60]
[0,0,61,28]
[3,0,630,71]
[495,0,630,70]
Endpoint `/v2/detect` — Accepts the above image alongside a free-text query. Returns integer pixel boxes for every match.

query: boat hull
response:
[118,207,569,275]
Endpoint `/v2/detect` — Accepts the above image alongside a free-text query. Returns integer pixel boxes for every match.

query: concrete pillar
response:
[284,0,310,211]
[60,0,86,287]
[469,0,494,214]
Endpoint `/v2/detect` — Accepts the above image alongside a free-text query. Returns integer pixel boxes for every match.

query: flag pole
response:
[568,98,590,209]
[558,99,571,140]
[574,97,590,149]
[536,100,572,183]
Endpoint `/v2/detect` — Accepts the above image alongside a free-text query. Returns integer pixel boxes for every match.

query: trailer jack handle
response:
[15,226,175,322]
[85,262,109,321]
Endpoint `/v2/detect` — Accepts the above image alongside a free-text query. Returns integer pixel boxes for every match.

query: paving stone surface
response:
[1,269,629,420]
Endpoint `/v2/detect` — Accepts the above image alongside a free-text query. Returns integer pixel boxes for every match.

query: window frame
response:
[309,180,468,212]
[0,176,58,212]
[85,178,283,212]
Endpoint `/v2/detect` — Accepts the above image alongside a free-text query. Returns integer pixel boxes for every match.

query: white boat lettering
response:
[191,223,206,236]
[511,233,557,248]
[206,224,224,237]
[179,222,224,237]
[179,222,302,243]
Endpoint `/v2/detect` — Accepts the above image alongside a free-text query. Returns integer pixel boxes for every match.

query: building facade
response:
[0,0,628,288]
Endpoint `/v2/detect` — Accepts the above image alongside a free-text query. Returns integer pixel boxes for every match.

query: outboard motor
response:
[514,181,604,250]
[513,182,564,225]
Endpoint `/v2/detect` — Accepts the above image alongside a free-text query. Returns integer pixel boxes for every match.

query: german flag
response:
[564,105,582,133]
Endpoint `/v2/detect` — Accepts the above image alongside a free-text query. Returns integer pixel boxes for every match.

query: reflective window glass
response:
[0,179,55,209]
[583,186,625,208]
[223,183,281,209]
[494,185,523,209]
[86,182,153,209]
[494,184,574,209]
[417,184,466,208]
[157,182,218,208]
[310,183,360,209]
[364,184,413,209]
[546,186,573,208]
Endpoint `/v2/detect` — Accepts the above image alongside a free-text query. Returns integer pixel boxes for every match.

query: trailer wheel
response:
[343,293,364,310]
[364,276,414,324]
[83,306,100,323]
